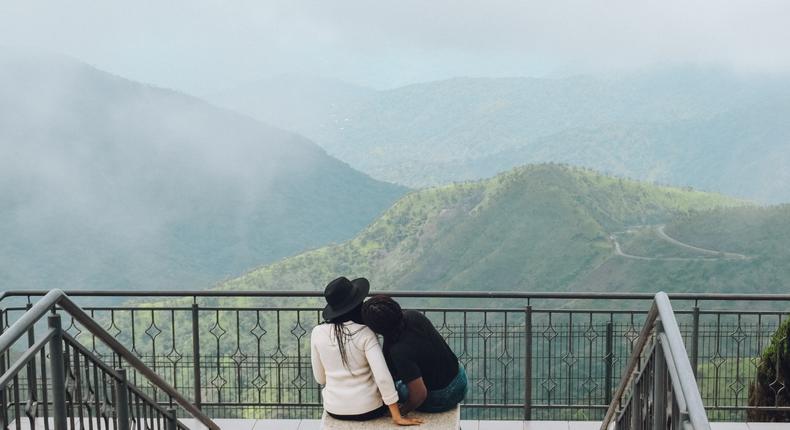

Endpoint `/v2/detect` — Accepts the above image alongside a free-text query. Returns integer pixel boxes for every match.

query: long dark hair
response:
[328,304,364,370]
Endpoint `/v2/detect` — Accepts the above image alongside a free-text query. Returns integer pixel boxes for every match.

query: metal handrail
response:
[657,333,687,410]
[600,292,711,430]
[0,327,55,389]
[0,289,63,353]
[600,299,659,428]
[0,289,219,430]
[654,293,709,430]
[3,289,790,301]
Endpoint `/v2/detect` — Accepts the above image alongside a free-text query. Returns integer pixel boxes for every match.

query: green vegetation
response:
[748,317,790,421]
[584,205,790,294]
[216,164,746,294]
[668,205,790,261]
[696,357,760,421]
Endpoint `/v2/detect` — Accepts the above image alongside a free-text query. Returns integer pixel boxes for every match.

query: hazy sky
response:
[2,0,789,93]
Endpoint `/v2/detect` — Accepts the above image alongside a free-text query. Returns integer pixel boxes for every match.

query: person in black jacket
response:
[362,295,467,413]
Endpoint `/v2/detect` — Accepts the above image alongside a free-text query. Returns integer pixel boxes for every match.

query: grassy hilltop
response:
[217,164,766,295]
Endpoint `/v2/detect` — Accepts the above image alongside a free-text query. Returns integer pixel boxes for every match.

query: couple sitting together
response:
[311,277,468,426]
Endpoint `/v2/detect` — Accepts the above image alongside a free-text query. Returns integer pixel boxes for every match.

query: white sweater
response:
[310,321,399,415]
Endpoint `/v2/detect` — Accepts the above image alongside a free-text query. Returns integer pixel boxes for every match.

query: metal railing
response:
[601,292,710,430]
[0,290,219,430]
[2,289,789,422]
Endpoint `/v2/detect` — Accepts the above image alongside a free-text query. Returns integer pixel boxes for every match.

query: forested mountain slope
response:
[217,164,758,294]
[0,50,406,291]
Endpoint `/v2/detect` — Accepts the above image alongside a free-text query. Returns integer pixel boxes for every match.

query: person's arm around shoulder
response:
[310,327,326,386]
[400,377,428,414]
[388,342,428,414]
[362,328,422,426]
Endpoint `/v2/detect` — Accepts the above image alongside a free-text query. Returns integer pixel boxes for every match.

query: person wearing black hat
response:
[310,277,422,426]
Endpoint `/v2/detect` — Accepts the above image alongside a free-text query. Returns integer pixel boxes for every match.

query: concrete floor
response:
[321,407,459,430]
[12,418,790,429]
[185,420,790,430]
[165,419,790,430]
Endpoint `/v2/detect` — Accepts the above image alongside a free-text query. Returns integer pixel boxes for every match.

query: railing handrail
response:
[654,292,709,430]
[600,292,711,430]
[0,289,219,430]
[0,326,56,389]
[3,289,790,302]
[600,297,659,428]
[0,289,62,353]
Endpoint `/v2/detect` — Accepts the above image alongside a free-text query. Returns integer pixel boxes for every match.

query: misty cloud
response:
[0,49,405,291]
[1,1,788,92]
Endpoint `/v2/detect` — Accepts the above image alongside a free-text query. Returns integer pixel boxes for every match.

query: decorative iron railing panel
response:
[603,294,711,430]
[2,291,789,422]
[0,291,217,429]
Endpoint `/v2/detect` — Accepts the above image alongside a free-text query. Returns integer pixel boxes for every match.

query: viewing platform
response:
[10,418,790,430]
[198,421,788,430]
[175,420,790,430]
[2,289,790,429]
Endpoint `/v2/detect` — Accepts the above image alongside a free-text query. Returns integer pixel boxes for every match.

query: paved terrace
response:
[13,419,790,430]
[182,420,790,430]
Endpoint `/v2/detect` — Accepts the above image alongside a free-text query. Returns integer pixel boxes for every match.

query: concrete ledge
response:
[321,406,460,430]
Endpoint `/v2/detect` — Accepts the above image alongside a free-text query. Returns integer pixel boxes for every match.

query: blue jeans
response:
[396,366,467,412]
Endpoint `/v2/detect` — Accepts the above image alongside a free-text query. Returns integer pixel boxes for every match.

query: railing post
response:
[0,308,6,427]
[653,323,667,430]
[167,408,178,430]
[605,321,614,406]
[115,368,131,430]
[524,305,532,421]
[25,302,39,416]
[630,374,639,430]
[630,348,643,430]
[691,306,700,378]
[48,314,68,430]
[191,303,202,409]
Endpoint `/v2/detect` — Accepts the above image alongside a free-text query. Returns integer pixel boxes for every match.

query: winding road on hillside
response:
[609,225,752,262]
[654,225,750,260]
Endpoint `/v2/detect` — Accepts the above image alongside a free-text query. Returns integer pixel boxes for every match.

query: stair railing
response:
[600,292,710,430]
[0,289,219,430]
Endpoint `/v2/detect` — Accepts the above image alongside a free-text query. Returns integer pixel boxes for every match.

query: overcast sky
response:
[2,0,789,94]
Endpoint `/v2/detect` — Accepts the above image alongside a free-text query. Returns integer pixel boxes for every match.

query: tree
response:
[748,318,790,421]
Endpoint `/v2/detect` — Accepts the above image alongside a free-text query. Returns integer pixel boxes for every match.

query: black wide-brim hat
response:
[322,276,370,321]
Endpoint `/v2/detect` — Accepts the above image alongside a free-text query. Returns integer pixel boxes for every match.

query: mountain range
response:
[4,50,788,295]
[210,71,790,203]
[0,50,406,291]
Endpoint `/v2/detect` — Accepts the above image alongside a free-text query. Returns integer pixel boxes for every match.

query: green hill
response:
[216,164,762,294]
[211,70,790,203]
[0,50,406,291]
